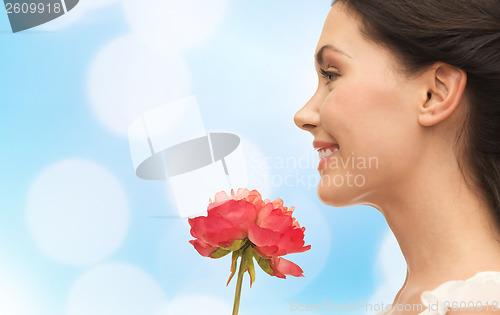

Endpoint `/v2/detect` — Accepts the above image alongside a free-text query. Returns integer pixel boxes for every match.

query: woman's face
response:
[294,1,426,207]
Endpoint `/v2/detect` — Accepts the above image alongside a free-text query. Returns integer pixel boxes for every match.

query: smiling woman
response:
[294,0,500,314]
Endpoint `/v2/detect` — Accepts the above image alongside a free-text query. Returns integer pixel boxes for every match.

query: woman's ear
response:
[418,63,467,127]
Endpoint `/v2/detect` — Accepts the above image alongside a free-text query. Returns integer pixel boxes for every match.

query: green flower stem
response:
[232,243,250,315]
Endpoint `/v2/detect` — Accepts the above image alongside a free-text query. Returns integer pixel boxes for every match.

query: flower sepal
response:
[220,239,247,252]
[226,250,241,286]
[210,247,232,259]
[244,246,256,287]
[253,250,274,276]
[226,242,256,287]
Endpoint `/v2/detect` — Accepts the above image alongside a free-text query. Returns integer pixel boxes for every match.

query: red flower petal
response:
[253,245,279,258]
[271,198,284,210]
[188,218,199,238]
[256,203,274,225]
[232,188,251,200]
[269,257,304,278]
[274,228,311,256]
[248,224,281,246]
[245,190,266,210]
[190,216,244,246]
[209,200,257,232]
[260,213,294,233]
[207,190,231,211]
[214,190,230,203]
[189,239,218,257]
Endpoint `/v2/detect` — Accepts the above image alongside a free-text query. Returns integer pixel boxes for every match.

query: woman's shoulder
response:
[420,271,500,315]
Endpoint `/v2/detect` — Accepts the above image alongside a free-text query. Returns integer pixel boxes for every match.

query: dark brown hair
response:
[334,0,500,226]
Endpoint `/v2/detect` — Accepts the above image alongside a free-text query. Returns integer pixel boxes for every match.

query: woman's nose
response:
[294,96,320,133]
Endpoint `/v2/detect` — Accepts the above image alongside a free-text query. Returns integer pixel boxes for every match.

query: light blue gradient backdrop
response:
[0,1,404,314]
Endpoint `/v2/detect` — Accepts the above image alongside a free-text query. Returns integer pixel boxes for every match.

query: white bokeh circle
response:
[122,0,228,51]
[87,34,192,136]
[156,295,233,315]
[37,0,120,31]
[67,263,167,315]
[26,159,129,265]
[0,262,44,315]
[0,284,37,315]
[84,0,119,9]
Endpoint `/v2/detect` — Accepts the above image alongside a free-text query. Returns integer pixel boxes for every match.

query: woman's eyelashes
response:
[320,68,340,84]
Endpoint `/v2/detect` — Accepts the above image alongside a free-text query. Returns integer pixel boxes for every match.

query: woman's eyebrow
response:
[315,44,351,66]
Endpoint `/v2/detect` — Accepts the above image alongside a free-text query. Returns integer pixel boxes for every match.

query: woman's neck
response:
[372,145,500,291]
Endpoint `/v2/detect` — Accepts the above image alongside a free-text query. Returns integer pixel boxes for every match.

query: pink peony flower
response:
[188,188,311,282]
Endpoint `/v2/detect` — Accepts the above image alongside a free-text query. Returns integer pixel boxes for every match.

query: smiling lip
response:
[317,150,339,171]
[313,140,339,151]
[314,140,340,171]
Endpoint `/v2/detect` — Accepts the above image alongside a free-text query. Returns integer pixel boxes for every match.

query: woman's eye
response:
[320,69,340,84]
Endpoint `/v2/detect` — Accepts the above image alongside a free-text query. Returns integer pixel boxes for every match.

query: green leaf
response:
[226,251,240,286]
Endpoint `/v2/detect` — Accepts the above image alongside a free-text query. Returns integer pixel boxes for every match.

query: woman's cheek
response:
[320,84,375,144]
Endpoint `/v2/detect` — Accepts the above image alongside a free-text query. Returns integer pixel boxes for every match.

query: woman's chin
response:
[317,184,355,207]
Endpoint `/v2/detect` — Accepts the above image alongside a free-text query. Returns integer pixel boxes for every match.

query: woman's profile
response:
[294,0,500,314]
